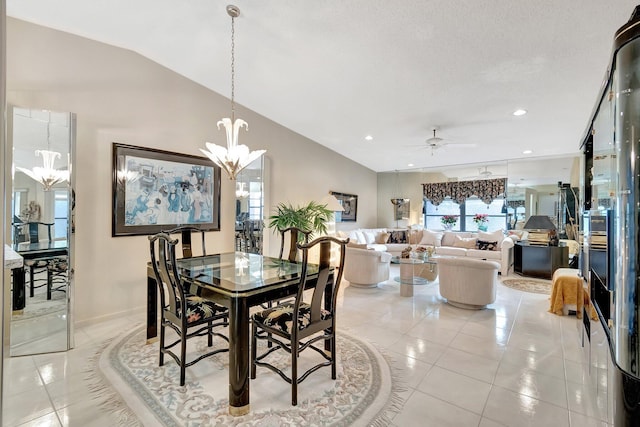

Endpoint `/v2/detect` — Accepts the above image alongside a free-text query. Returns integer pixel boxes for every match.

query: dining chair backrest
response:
[295,236,348,334]
[278,227,312,262]
[162,226,206,259]
[149,233,186,325]
[242,220,262,254]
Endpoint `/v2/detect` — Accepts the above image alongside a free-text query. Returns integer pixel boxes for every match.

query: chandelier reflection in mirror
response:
[16,112,69,191]
[200,4,266,180]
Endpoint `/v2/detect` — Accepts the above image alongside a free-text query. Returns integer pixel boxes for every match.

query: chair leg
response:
[180,331,187,386]
[208,320,213,347]
[159,322,165,366]
[331,333,337,380]
[292,341,298,406]
[46,270,52,300]
[29,265,35,297]
[250,321,257,379]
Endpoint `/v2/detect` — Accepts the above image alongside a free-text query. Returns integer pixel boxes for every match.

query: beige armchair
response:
[436,257,500,309]
[343,247,392,288]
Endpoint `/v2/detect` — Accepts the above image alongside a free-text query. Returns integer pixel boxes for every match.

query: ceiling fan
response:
[424,127,476,155]
[463,166,495,180]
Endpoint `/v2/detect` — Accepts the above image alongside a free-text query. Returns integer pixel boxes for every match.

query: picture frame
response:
[330,191,358,222]
[112,143,221,236]
[394,200,410,220]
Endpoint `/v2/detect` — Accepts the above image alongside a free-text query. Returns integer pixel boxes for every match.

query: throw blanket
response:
[549,268,597,320]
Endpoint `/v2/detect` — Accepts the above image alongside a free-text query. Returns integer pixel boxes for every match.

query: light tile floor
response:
[3,267,609,426]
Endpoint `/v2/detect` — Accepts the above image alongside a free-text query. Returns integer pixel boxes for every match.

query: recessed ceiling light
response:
[407,163,414,167]
[523,149,533,154]
[513,109,527,116]
[364,135,373,141]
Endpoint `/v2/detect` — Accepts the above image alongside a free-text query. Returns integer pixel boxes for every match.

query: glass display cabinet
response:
[579,6,640,425]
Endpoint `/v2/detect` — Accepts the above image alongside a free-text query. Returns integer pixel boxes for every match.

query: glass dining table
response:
[146,251,329,416]
[12,240,68,311]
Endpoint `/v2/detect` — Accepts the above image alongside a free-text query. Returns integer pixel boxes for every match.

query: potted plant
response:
[473,213,489,231]
[440,215,458,230]
[268,201,334,239]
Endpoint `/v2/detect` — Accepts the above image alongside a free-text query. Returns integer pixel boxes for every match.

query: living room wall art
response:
[112,143,221,236]
[330,191,358,222]
[393,200,410,221]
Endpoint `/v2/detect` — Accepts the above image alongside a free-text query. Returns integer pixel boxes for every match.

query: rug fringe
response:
[368,349,408,426]
[84,338,142,427]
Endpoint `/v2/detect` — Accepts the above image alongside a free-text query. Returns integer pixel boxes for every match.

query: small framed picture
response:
[330,191,358,222]
[112,143,221,236]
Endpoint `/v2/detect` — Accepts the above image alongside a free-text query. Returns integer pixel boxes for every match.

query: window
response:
[424,198,461,230]
[54,190,68,240]
[424,196,507,231]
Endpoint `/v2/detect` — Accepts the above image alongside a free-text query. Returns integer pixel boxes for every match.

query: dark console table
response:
[514,242,569,279]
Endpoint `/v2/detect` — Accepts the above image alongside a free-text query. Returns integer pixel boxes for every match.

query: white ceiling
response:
[6,1,637,175]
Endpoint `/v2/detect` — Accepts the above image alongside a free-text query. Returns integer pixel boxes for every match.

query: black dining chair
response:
[278,227,312,262]
[250,235,348,405]
[162,226,207,258]
[15,222,63,299]
[149,232,229,386]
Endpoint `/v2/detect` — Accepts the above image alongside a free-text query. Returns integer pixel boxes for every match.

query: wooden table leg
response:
[12,267,25,313]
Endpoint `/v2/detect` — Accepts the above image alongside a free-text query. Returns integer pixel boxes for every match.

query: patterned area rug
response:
[501,277,552,294]
[11,286,66,321]
[86,327,403,426]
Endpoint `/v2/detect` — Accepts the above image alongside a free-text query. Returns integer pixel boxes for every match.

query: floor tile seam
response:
[489,383,572,413]
[427,364,494,390]
[438,345,504,368]
[496,356,568,382]
[451,329,509,349]
[410,387,487,418]
[502,293,523,348]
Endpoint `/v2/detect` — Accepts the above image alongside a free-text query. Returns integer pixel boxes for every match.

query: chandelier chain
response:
[230,13,235,122]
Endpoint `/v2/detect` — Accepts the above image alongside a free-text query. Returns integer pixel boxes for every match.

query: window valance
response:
[422,178,507,206]
[507,199,525,209]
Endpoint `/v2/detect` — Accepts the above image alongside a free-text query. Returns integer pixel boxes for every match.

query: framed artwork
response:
[394,200,410,220]
[330,191,358,222]
[112,143,221,236]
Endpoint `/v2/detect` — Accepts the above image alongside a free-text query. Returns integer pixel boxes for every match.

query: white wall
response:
[6,18,377,325]
[376,171,448,228]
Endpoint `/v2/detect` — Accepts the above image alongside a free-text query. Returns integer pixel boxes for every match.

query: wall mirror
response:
[8,106,75,356]
[418,156,579,236]
[235,157,264,254]
[505,155,580,238]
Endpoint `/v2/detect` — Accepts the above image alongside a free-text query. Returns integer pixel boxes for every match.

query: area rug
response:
[86,326,404,427]
[11,286,66,321]
[501,277,552,294]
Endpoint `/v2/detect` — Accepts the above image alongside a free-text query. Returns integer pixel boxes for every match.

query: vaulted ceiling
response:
[6,1,637,174]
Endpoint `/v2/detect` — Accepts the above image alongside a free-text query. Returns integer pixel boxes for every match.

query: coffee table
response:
[391,256,438,296]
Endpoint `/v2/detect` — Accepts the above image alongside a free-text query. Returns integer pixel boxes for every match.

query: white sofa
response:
[338,228,514,276]
[343,247,392,288]
[436,257,500,309]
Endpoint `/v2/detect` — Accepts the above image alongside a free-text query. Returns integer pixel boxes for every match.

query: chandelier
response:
[16,113,69,191]
[201,4,266,180]
[235,182,249,198]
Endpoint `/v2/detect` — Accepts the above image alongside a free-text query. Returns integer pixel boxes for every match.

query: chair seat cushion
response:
[47,258,68,272]
[184,295,227,324]
[252,302,331,334]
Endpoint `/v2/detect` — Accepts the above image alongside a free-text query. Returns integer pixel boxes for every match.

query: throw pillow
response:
[363,231,376,244]
[376,231,390,244]
[419,230,443,246]
[476,240,498,251]
[409,230,422,244]
[452,236,477,249]
[388,230,408,244]
[347,242,368,249]
[478,230,504,249]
